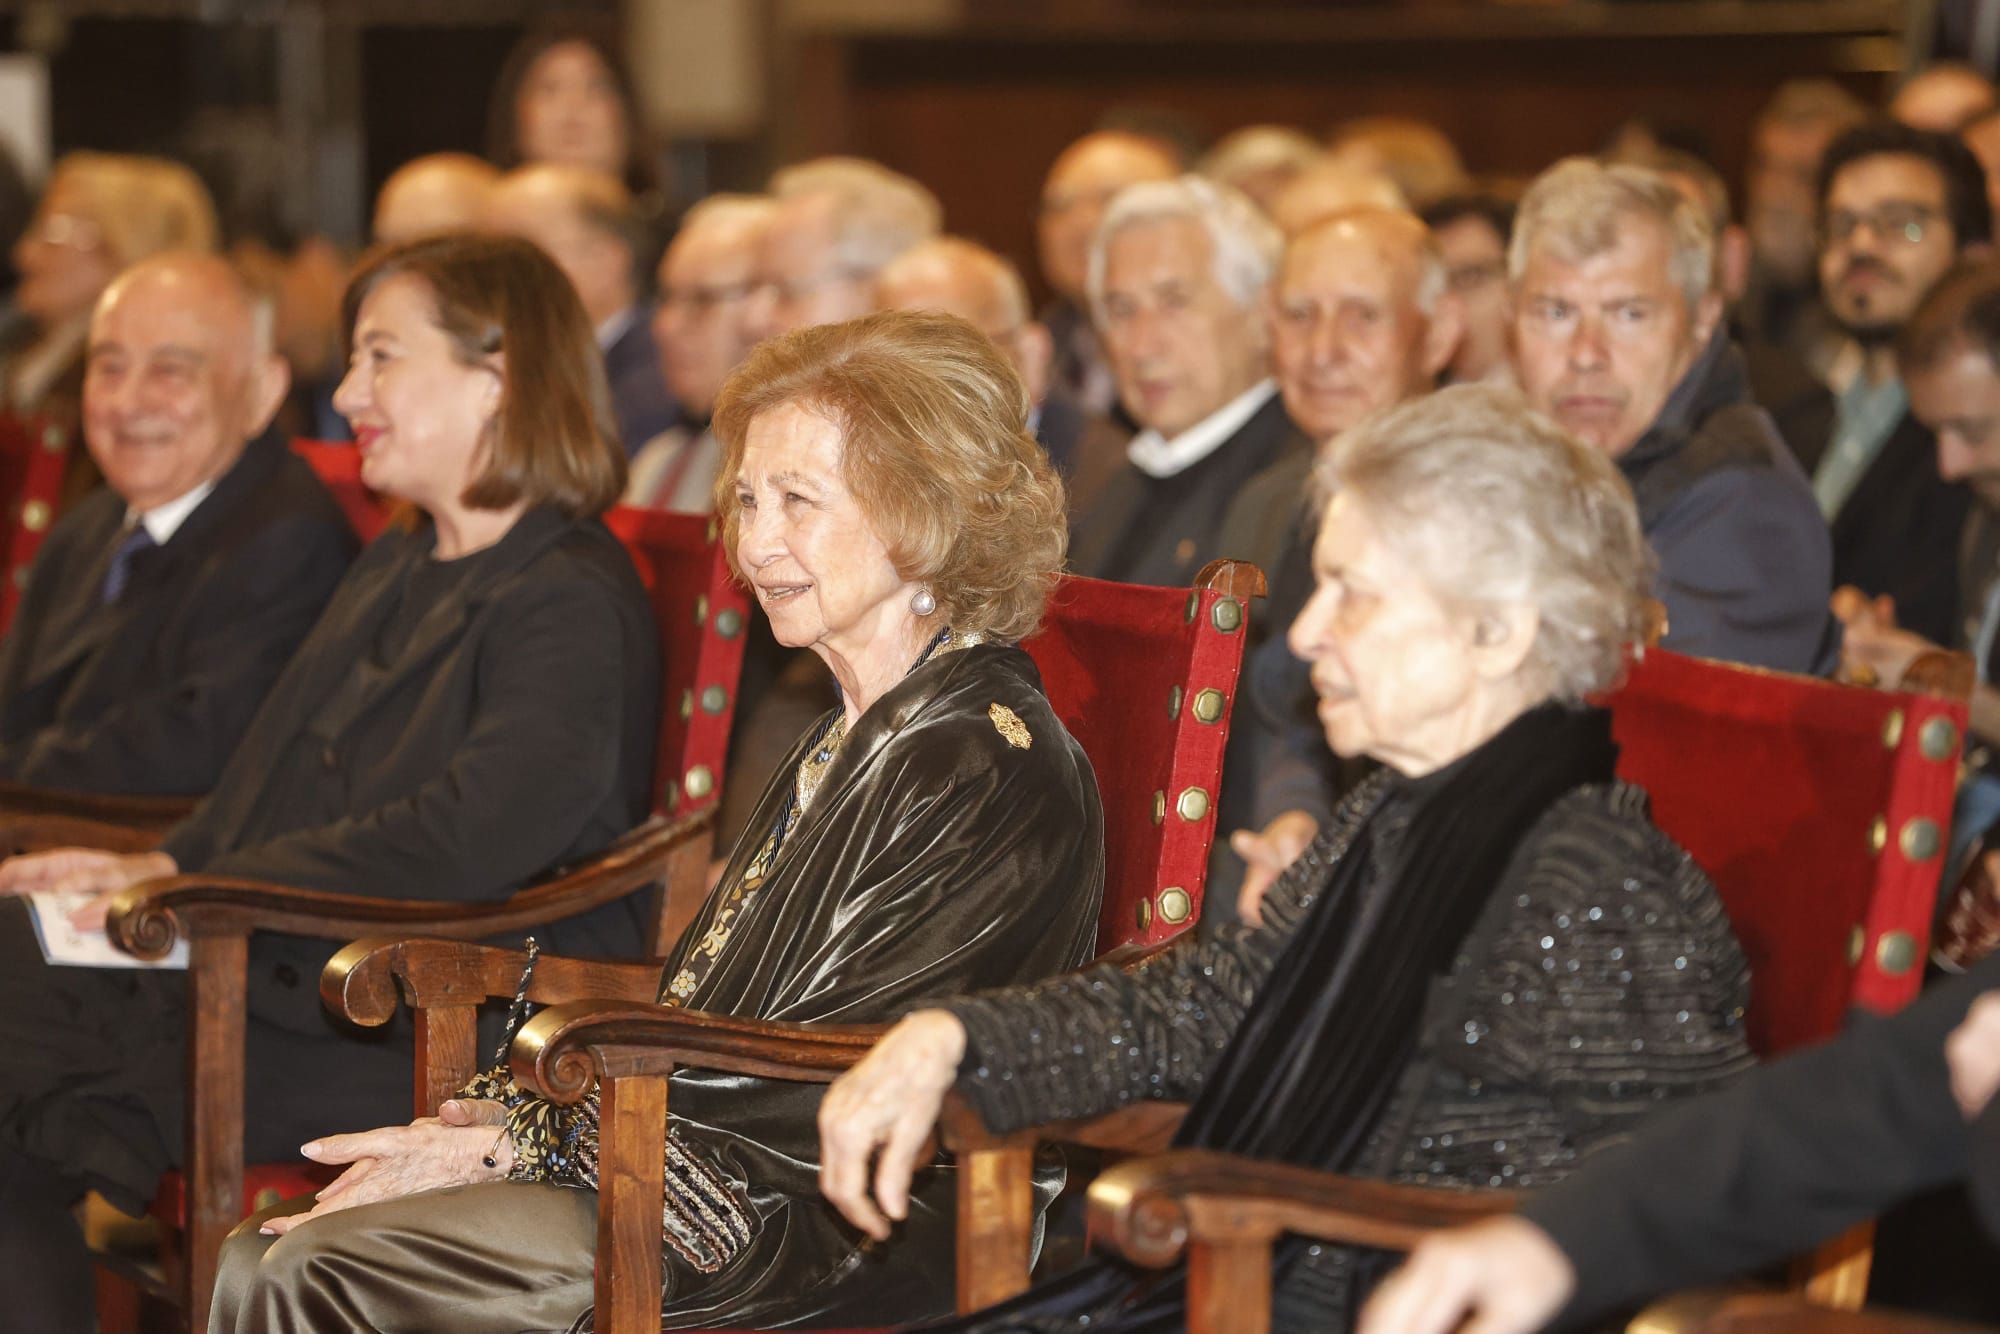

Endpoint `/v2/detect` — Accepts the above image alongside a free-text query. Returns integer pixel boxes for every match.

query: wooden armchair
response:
[319,560,1266,1334]
[0,411,73,637]
[288,438,394,544]
[56,508,749,1323]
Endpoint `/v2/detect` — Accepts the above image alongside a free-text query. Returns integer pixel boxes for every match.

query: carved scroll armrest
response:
[1086,1148,1513,1269]
[104,811,711,961]
[1898,649,1977,702]
[509,999,885,1104]
[1194,559,1269,603]
[0,780,197,830]
[937,1093,1190,1156]
[0,809,164,855]
[323,938,666,1027]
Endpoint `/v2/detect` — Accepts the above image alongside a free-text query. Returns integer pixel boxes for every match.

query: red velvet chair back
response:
[290,439,394,544]
[604,506,748,817]
[1022,560,1265,955]
[1604,649,1964,1056]
[0,415,73,637]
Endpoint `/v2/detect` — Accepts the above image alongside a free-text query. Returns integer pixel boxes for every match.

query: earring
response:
[911,587,937,617]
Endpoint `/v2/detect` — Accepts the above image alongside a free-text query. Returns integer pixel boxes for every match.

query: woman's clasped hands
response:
[261,1097,515,1237]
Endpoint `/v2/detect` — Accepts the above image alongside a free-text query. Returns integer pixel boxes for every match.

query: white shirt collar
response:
[1125,379,1277,479]
[130,478,217,545]
[595,305,641,352]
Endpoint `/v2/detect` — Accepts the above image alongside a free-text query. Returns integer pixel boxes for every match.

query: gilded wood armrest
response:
[1899,649,1977,702]
[323,938,666,1026]
[0,809,163,854]
[1194,558,1268,602]
[938,1093,1190,1155]
[1628,1290,1987,1334]
[104,812,710,961]
[510,999,884,1104]
[0,780,197,830]
[1085,1148,1513,1268]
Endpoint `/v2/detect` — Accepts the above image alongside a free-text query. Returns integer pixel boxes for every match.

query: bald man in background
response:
[876,235,1125,513]
[1036,130,1182,417]
[371,153,499,246]
[627,194,774,512]
[1894,61,1998,133]
[0,253,353,801]
[487,162,677,452]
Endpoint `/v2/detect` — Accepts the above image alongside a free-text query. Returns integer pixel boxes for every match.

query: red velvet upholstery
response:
[289,438,394,544]
[0,414,73,637]
[1603,649,1964,1054]
[604,506,749,816]
[1023,563,1263,954]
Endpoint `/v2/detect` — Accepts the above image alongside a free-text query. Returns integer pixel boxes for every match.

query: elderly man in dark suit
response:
[487,162,679,453]
[0,251,353,796]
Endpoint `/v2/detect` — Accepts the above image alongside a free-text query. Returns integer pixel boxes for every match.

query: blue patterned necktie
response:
[100,524,157,605]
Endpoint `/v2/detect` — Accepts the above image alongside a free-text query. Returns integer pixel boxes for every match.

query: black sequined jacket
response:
[946,774,1756,1329]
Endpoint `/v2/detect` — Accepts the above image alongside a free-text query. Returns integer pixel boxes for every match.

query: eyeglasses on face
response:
[1820,202,1944,248]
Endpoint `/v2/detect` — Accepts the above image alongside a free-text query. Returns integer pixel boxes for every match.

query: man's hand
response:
[261,1098,512,1237]
[1948,991,2000,1120]
[1832,585,1933,688]
[817,1009,965,1241]
[1229,810,1319,927]
[0,848,177,930]
[1358,1215,1577,1334]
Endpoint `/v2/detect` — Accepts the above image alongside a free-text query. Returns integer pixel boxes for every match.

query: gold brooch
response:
[988,702,1032,749]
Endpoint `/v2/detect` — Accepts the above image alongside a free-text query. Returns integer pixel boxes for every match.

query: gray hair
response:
[678,192,777,238]
[1315,383,1655,702]
[1508,157,1715,314]
[768,156,942,272]
[1086,174,1281,315]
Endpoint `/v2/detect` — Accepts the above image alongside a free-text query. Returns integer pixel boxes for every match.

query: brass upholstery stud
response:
[1211,598,1243,634]
[1151,791,1166,826]
[1868,816,1888,855]
[1875,930,1919,976]
[1167,686,1183,721]
[663,779,681,810]
[1192,688,1226,724]
[693,594,709,628]
[1881,709,1905,750]
[705,517,719,544]
[700,684,728,715]
[1919,716,1961,762]
[1184,592,1200,624]
[1177,786,1211,822]
[39,425,62,451]
[1899,817,1942,861]
[678,689,693,722]
[1158,886,1192,925]
[1136,899,1153,932]
[684,765,715,800]
[715,607,744,639]
[20,500,49,533]
[1847,926,1865,966]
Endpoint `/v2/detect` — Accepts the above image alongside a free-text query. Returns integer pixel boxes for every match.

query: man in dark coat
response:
[0,252,353,795]
[1512,157,1835,672]
[1789,122,1989,645]
[1359,949,2000,1334]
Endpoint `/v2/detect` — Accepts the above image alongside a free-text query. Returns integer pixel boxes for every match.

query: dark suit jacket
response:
[160,506,660,1045]
[1038,391,1130,523]
[603,306,680,456]
[0,434,354,794]
[1527,953,2000,1329]
[1783,404,1971,646]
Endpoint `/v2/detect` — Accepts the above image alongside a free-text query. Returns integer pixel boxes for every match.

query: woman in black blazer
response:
[0,233,660,1332]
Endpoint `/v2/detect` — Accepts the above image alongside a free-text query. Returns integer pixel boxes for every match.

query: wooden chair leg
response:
[184,933,248,1324]
[1188,1236,1273,1334]
[596,1071,668,1334]
[955,1144,1036,1313]
[413,1003,481,1119]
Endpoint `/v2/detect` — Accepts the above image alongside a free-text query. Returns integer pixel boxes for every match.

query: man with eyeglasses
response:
[875,235,1125,514]
[1511,157,1834,672]
[747,158,940,343]
[1810,122,1987,648]
[624,194,775,512]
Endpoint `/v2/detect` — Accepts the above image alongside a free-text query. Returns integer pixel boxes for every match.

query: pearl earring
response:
[911,588,937,616]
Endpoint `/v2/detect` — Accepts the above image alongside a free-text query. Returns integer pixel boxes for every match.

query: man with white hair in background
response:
[1510,157,1834,672]
[748,156,941,340]
[1067,174,1305,589]
[626,194,774,511]
[875,235,1125,513]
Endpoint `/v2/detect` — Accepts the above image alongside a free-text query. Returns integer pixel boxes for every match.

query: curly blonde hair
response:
[712,310,1068,641]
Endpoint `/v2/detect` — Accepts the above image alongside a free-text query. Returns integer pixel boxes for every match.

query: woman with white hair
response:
[820,384,1757,1332]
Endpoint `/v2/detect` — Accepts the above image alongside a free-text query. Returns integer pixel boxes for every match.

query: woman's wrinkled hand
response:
[1948,991,2000,1120]
[1833,585,1933,689]
[1230,810,1320,927]
[1357,1215,1577,1334]
[817,1009,966,1241]
[261,1097,513,1237]
[0,848,177,930]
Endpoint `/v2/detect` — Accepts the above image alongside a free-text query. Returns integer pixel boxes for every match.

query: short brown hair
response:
[343,233,625,518]
[712,310,1067,641]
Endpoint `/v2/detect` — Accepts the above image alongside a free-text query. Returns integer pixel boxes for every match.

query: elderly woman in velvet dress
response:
[820,384,1759,1332]
[208,310,1104,1332]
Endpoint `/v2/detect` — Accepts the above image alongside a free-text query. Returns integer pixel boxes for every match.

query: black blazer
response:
[603,307,680,456]
[161,506,661,1037]
[1783,404,1971,645]
[1527,953,2000,1328]
[0,434,354,794]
